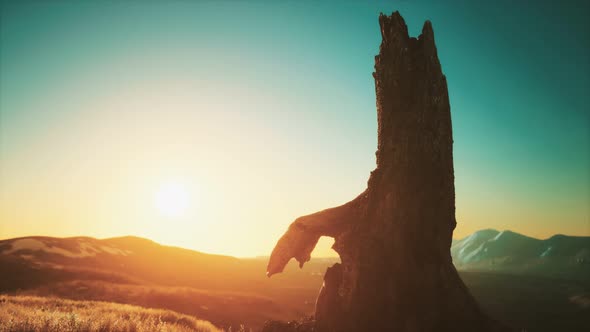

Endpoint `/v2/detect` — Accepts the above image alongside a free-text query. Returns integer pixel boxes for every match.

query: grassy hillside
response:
[2,234,589,331]
[0,254,319,330]
[0,237,326,331]
[15,280,288,330]
[0,295,222,332]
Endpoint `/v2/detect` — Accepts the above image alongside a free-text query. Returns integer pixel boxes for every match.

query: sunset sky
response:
[1,0,588,257]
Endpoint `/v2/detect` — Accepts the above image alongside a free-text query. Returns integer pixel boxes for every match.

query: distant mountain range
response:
[451,229,590,280]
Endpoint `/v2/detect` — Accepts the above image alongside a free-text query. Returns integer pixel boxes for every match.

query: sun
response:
[154,181,190,218]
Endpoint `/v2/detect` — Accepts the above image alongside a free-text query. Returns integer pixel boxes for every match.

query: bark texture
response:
[266,12,509,332]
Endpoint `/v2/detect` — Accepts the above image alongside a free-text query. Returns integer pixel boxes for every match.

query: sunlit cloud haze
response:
[1,0,589,257]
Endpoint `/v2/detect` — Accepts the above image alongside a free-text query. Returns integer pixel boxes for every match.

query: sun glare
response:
[154,182,190,218]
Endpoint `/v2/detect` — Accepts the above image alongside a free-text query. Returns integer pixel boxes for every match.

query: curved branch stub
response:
[267,190,367,277]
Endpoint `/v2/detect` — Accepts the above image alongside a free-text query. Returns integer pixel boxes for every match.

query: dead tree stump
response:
[267,11,510,332]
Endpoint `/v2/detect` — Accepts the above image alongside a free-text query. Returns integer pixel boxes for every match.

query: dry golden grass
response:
[18,280,283,330]
[0,295,222,332]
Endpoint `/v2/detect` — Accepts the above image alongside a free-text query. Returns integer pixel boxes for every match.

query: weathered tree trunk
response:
[266,12,509,332]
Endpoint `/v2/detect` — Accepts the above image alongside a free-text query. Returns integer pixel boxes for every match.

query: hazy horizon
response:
[1,0,589,258]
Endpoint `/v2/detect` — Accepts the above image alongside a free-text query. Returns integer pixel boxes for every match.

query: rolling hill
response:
[0,235,327,330]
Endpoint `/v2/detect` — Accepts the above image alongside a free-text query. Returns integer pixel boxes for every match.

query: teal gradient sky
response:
[1,0,588,256]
